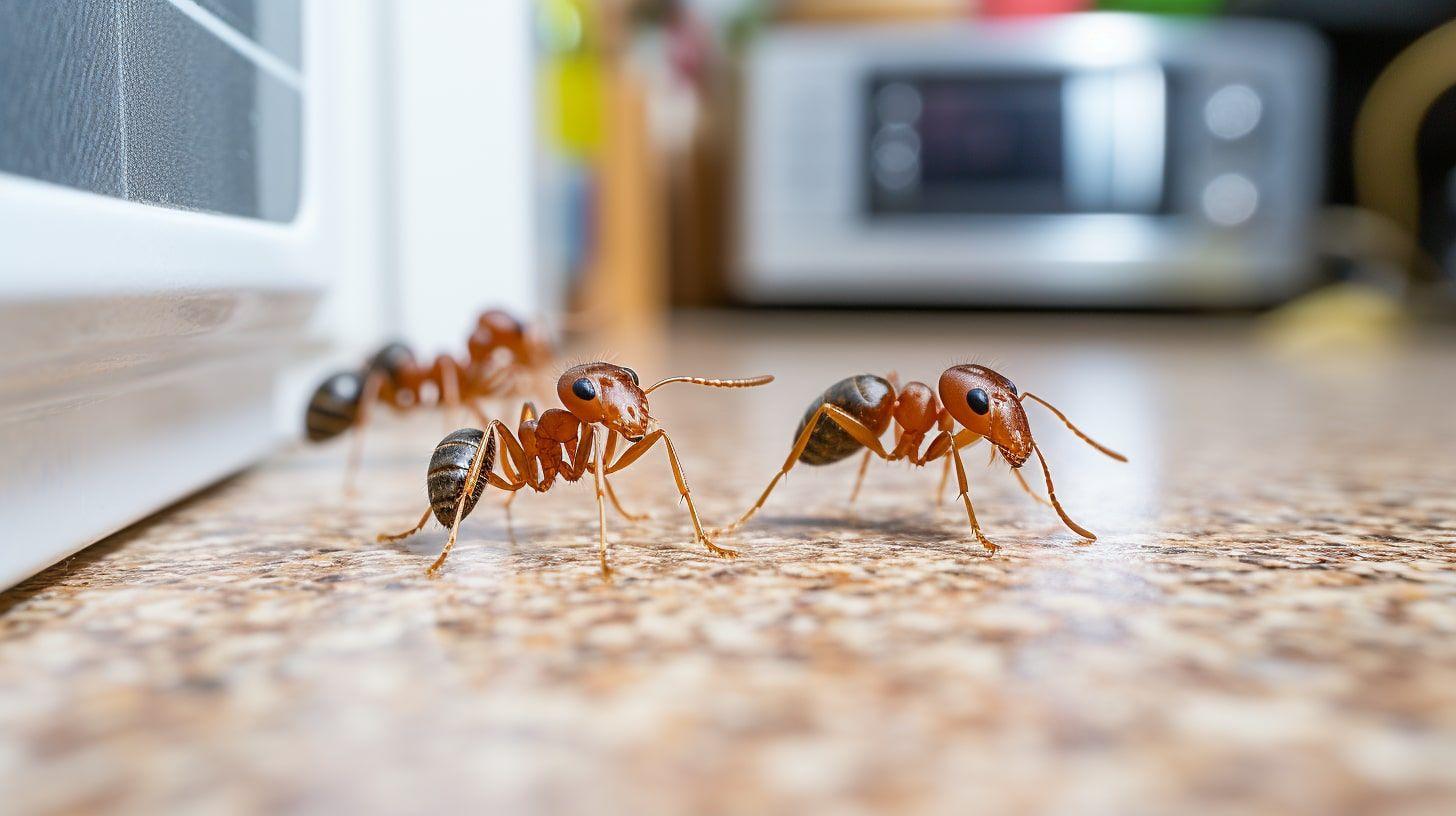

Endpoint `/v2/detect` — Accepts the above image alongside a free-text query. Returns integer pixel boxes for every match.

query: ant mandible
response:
[303,309,555,486]
[377,361,774,580]
[717,365,1126,551]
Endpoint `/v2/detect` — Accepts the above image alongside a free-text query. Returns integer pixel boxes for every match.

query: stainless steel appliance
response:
[736,14,1327,307]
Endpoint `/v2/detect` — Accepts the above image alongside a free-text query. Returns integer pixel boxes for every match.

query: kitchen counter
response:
[2,312,1454,814]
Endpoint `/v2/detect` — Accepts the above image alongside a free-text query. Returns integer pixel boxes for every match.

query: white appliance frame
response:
[0,0,376,589]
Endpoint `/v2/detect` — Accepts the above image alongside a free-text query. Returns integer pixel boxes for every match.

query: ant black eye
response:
[1007,381,1017,396]
[966,387,990,415]
[624,367,639,386]
[571,377,597,401]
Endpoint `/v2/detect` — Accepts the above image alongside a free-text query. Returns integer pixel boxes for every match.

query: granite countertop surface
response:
[2,313,1454,814]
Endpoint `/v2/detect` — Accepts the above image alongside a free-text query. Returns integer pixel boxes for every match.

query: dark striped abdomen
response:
[794,375,894,465]
[305,371,364,442]
[428,429,497,526]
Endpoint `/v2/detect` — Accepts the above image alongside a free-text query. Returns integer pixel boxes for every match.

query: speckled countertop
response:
[2,313,1454,815]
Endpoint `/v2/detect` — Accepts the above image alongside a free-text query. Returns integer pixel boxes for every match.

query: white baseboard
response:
[0,354,284,589]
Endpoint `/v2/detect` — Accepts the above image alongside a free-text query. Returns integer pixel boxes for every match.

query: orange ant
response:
[303,309,555,487]
[718,365,1126,551]
[377,362,774,580]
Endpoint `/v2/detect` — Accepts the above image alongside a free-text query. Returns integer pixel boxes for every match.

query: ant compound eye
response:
[966,387,990,415]
[571,377,597,401]
[1007,381,1017,396]
[624,367,639,386]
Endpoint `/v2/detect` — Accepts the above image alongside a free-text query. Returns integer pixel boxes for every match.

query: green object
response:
[1096,0,1222,14]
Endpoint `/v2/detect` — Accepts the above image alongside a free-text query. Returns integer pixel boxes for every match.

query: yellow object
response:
[540,0,604,157]
[1261,283,1407,356]
[1352,18,1456,241]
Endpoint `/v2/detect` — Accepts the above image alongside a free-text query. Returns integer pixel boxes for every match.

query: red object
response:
[980,0,1090,16]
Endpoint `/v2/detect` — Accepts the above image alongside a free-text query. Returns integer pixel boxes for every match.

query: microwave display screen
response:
[867,75,1066,215]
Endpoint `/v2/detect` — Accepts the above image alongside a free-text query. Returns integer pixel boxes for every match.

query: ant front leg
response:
[437,356,465,432]
[345,371,386,497]
[949,442,998,553]
[923,427,980,508]
[1008,457,1053,508]
[590,433,613,582]
[601,431,650,522]
[607,429,738,560]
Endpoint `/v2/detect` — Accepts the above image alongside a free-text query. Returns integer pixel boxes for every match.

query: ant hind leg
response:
[378,508,431,543]
[848,449,873,506]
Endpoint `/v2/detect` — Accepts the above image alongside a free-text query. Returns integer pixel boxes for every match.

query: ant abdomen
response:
[427,429,496,526]
[305,371,365,442]
[794,374,895,465]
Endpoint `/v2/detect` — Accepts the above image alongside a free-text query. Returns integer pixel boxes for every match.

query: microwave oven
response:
[735,15,1328,307]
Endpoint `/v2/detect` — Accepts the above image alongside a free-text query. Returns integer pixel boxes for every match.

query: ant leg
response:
[467,399,490,427]
[848,449,873,505]
[936,456,951,507]
[377,508,431,543]
[345,371,385,496]
[607,429,738,559]
[1010,462,1053,508]
[559,423,597,481]
[601,432,649,522]
[473,364,513,402]
[484,419,537,490]
[469,406,536,488]
[603,478,648,522]
[950,443,999,553]
[719,403,892,536]
[1030,443,1097,541]
[495,471,528,540]
[441,358,464,432]
[590,433,613,582]
[427,426,498,574]
[923,428,980,507]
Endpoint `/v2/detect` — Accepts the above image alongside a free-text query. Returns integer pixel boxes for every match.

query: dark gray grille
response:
[0,0,303,222]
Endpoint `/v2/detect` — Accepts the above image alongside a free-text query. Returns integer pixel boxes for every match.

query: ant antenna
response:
[1019,392,1128,462]
[1031,443,1097,540]
[644,375,774,395]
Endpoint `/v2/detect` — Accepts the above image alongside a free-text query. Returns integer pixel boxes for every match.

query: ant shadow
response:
[758,512,949,538]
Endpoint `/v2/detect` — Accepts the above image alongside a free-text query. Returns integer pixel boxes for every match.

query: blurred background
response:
[3,0,1456,582]
[531,0,1456,323]
[5,5,1456,811]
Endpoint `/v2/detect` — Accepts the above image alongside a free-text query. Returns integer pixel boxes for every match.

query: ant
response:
[303,309,555,486]
[717,365,1126,552]
[377,361,774,580]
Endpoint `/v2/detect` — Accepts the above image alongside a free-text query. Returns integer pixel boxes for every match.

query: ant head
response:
[482,309,554,365]
[938,364,1031,467]
[557,362,649,440]
[478,309,525,339]
[893,381,941,434]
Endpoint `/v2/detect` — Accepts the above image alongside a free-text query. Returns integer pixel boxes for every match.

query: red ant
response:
[303,309,555,486]
[377,361,774,580]
[717,365,1126,551]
